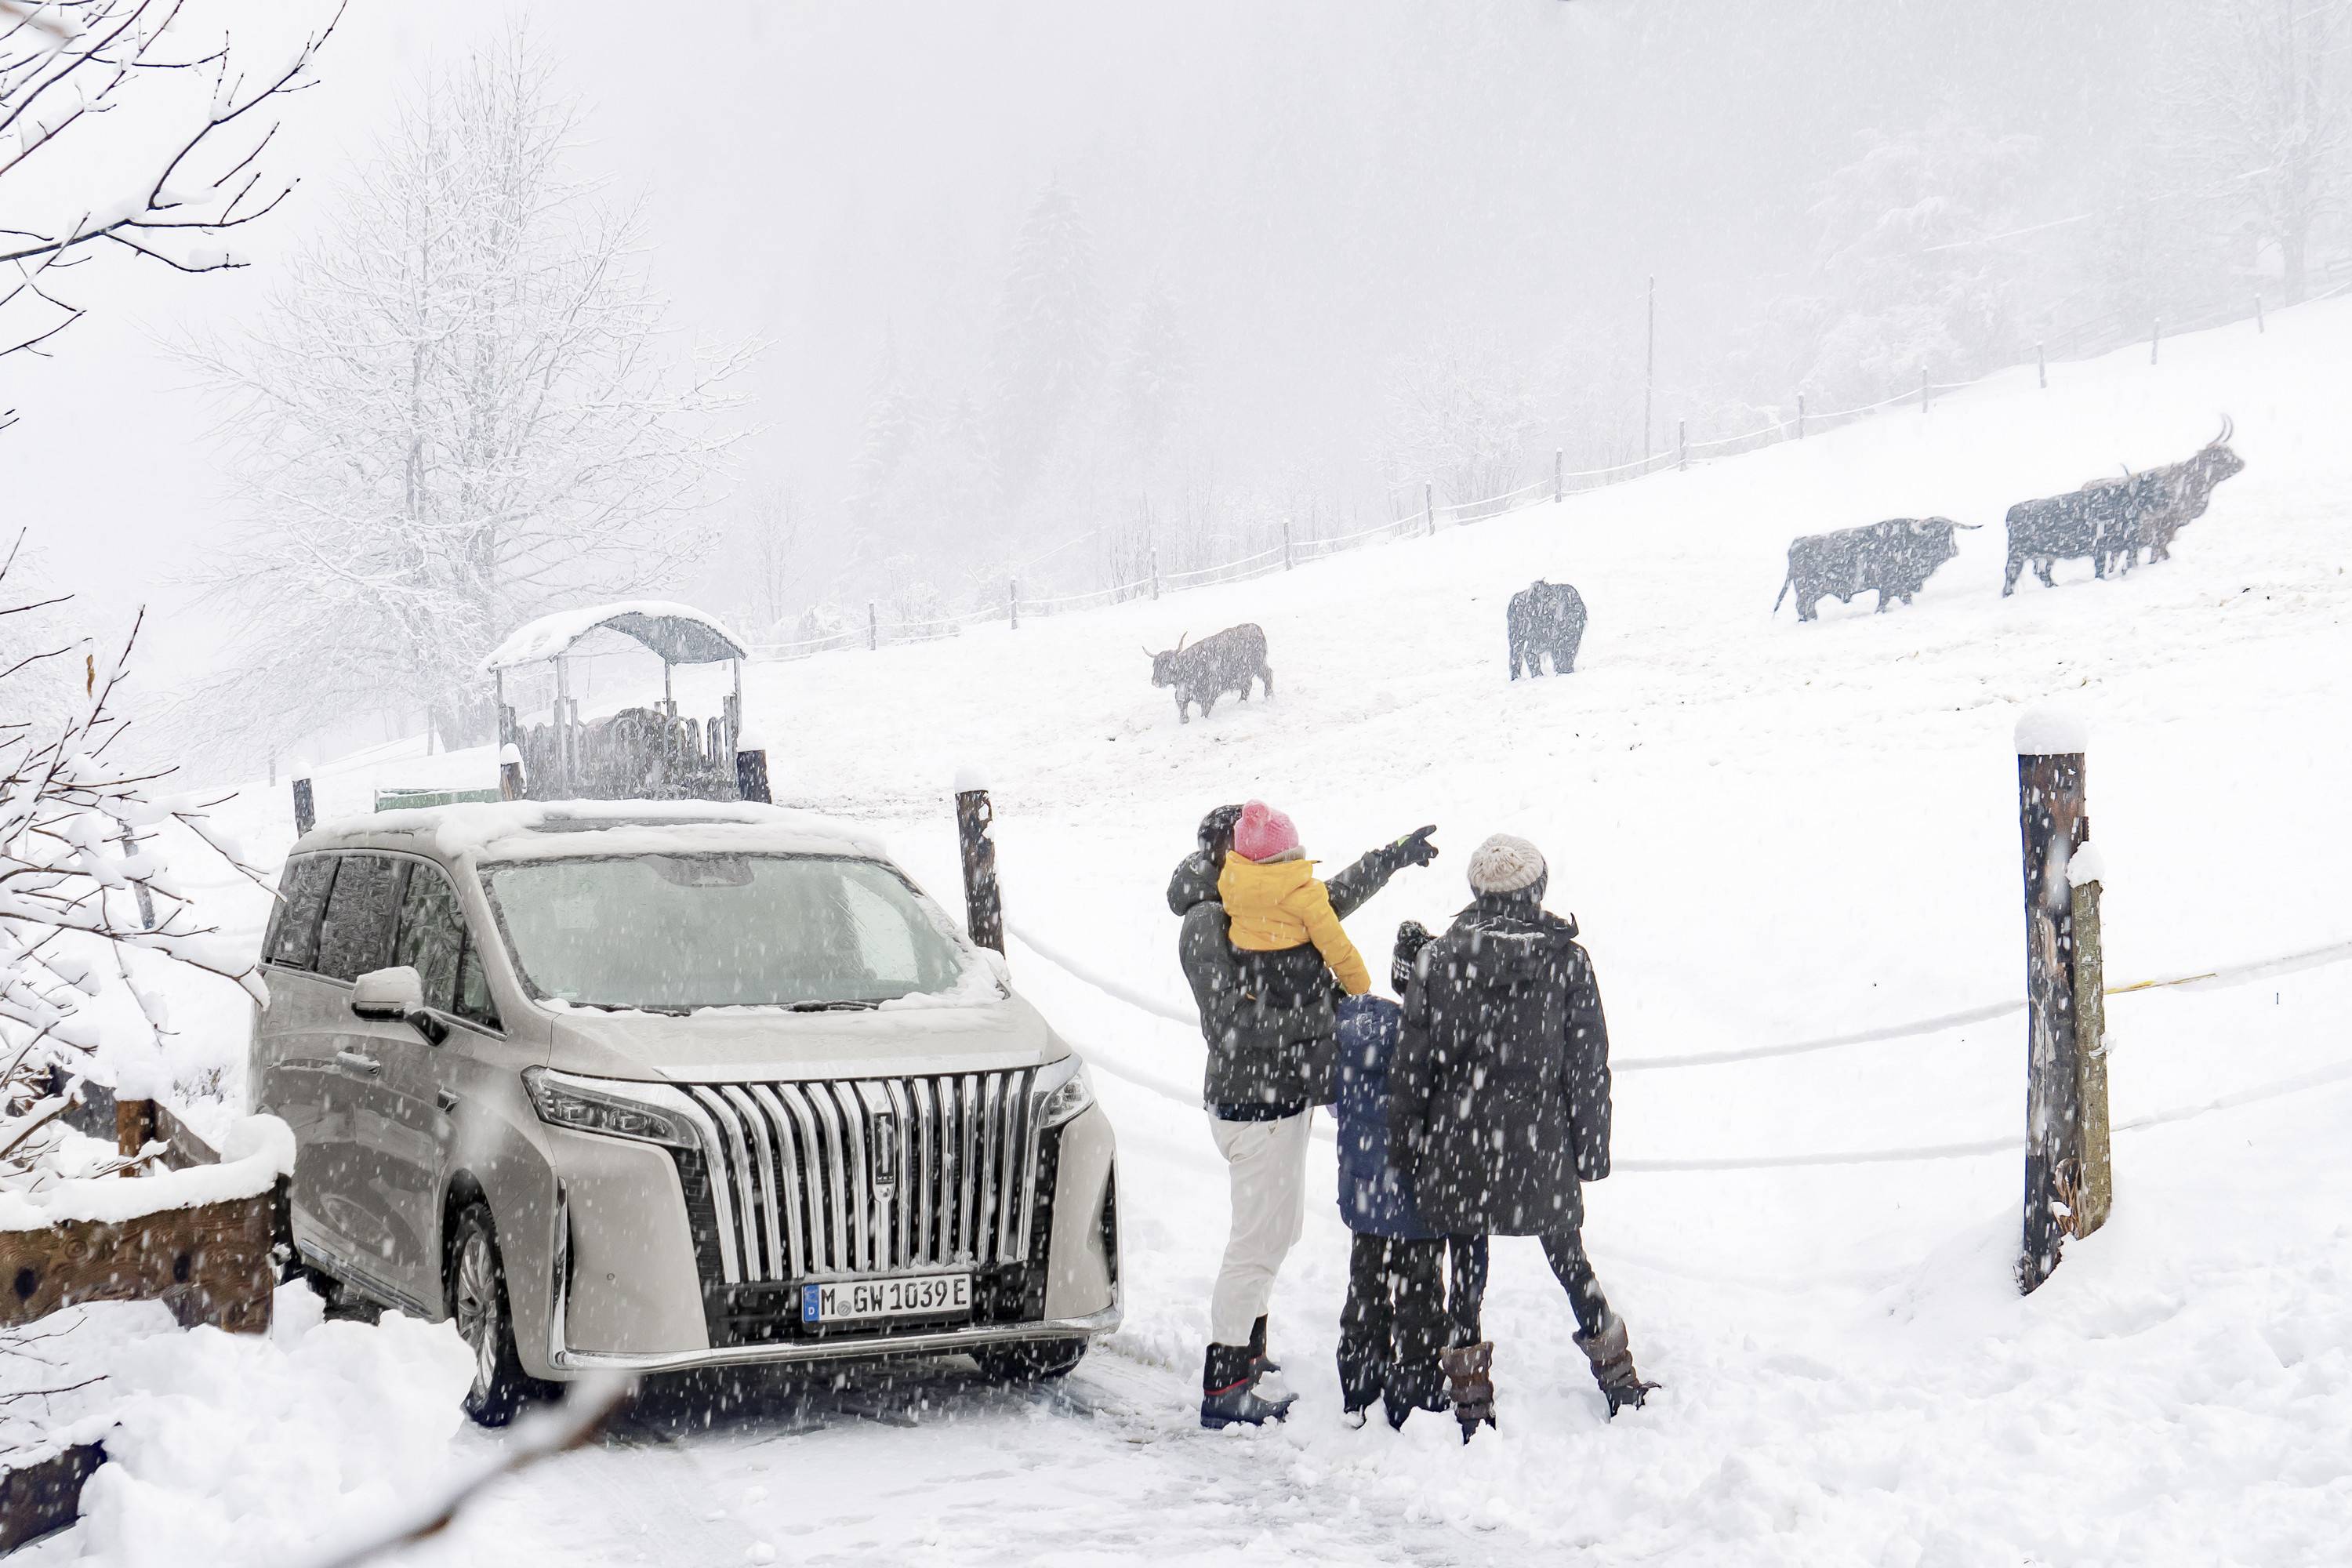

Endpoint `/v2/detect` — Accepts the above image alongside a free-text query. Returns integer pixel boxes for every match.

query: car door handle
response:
[334,1050,382,1076]
[436,1088,459,1113]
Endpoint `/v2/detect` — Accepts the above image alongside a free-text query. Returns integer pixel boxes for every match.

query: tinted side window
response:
[392,864,466,1014]
[266,855,336,970]
[455,938,503,1032]
[315,855,406,982]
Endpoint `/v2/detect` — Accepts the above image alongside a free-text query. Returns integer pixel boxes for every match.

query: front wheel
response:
[972,1338,1087,1384]
[449,1203,539,1426]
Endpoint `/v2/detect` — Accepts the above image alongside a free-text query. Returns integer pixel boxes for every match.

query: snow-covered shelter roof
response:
[479,601,750,673]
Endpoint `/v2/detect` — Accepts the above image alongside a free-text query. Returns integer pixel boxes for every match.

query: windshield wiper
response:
[786,999,884,1012]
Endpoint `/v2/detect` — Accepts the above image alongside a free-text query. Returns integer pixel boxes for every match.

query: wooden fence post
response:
[499,743,526,802]
[1677,419,1686,471]
[292,777,314,837]
[1149,547,1161,600]
[2037,342,2046,390]
[1009,579,1019,630]
[115,1097,156,1172]
[1796,393,1806,440]
[1423,481,1434,537]
[1554,448,1564,503]
[2151,318,2161,365]
[2254,292,2265,334]
[1282,519,1293,571]
[1920,367,1931,413]
[954,782,1004,953]
[2071,862,2113,1237]
[2015,708,2089,1294]
[867,601,878,652]
[734,746,771,804]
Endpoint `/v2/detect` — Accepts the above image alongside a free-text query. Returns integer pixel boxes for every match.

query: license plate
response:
[800,1272,973,1325]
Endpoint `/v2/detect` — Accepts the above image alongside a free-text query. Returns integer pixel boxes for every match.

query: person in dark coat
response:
[1333,921,1487,1430]
[1170,804,1440,1428]
[1389,833,1657,1431]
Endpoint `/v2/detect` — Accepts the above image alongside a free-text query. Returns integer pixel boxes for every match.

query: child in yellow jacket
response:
[1217,800,1373,996]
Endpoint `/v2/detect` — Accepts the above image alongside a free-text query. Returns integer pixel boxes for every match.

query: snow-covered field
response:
[40,300,2352,1564]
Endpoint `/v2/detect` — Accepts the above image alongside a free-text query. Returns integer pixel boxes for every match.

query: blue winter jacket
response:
[1334,995,1436,1240]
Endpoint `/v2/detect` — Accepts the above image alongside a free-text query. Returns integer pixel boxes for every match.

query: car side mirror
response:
[352,965,448,1044]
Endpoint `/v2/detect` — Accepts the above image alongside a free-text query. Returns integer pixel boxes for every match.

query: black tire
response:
[448,1203,537,1427]
[972,1338,1087,1384]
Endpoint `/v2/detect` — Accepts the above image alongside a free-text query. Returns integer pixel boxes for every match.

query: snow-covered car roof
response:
[478,600,750,673]
[296,799,890,867]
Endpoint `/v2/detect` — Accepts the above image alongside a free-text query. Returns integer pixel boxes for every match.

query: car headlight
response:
[523,1067,697,1147]
[1038,1055,1095,1128]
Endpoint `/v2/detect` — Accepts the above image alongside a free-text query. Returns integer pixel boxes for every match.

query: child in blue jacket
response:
[1333,922,1486,1428]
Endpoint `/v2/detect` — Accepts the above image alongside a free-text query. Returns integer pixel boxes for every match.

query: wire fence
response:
[750,272,2352,664]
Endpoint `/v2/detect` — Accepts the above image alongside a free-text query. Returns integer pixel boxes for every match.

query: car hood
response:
[539,993,1068,1083]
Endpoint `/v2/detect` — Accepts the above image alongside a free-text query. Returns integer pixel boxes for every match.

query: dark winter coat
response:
[1388,898,1612,1236]
[1168,841,1411,1111]
[1333,996,1436,1240]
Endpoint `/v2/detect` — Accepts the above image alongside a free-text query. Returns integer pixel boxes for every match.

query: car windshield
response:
[481,853,979,1011]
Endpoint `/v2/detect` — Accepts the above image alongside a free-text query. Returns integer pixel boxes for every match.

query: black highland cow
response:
[1148,624,1272,722]
[2002,419,2244,594]
[1507,580,1588,678]
[1773,517,1973,622]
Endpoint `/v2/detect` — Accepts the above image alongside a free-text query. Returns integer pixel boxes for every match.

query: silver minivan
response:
[250,800,1120,1423]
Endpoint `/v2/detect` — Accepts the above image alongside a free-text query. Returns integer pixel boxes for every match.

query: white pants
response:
[1207,1109,1314,1345]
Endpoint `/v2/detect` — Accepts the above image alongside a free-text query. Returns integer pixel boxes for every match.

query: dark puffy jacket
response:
[1387,898,1612,1236]
[1333,996,1435,1240]
[1167,842,1409,1109]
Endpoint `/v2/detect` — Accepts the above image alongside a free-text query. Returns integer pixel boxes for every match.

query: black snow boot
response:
[1574,1312,1658,1417]
[1437,1341,1495,1443]
[1201,1342,1295,1430]
[1247,1314,1283,1378]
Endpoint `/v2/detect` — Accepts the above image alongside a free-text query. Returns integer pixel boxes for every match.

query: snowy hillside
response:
[92,300,2352,1566]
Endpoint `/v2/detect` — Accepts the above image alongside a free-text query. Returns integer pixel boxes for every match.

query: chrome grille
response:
[682,1069,1043,1285]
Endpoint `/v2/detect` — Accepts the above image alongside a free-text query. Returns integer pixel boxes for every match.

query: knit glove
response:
[1392,825,1440,867]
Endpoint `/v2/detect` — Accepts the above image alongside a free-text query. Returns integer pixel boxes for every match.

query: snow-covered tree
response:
[0,0,338,421]
[991,178,1102,503]
[1764,122,2036,407]
[1380,336,1544,506]
[1115,276,1192,462]
[2164,0,2352,304]
[183,36,748,753]
[0,548,267,1191]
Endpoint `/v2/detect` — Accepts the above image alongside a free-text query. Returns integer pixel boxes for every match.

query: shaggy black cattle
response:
[1773,517,1972,622]
[1148,623,1272,722]
[2002,419,2245,594]
[1506,580,1588,678]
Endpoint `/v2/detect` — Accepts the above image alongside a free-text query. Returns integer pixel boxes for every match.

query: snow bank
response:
[0,1115,292,1232]
[60,1286,476,1568]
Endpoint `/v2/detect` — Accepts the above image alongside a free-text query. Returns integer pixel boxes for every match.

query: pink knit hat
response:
[1230,800,1301,862]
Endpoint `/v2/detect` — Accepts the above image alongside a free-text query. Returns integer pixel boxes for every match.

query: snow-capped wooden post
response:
[1009,579,1019,631]
[2151,318,2161,365]
[1423,481,1434,537]
[868,600,878,650]
[1149,546,1161,600]
[498,743,526,802]
[733,726,771,804]
[2037,342,2046,390]
[2070,850,2113,1237]
[2016,706,2089,1294]
[1920,367,1931,413]
[1677,419,1686,470]
[1796,393,1806,440]
[953,771,1004,953]
[1281,519,1293,571]
[292,776,314,836]
[1553,448,1564,502]
[2254,292,2265,334]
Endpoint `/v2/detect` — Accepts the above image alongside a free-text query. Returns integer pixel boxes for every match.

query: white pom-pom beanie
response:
[1466,833,1546,896]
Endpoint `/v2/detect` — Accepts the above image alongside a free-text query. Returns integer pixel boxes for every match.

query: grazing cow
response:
[1773,517,1973,622]
[2002,419,2244,593]
[1148,623,1272,723]
[1507,580,1588,678]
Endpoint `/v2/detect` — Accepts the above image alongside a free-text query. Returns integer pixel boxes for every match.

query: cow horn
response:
[2216,414,2233,445]
[1175,631,1189,652]
[1142,644,1156,659]
[1953,521,1983,530]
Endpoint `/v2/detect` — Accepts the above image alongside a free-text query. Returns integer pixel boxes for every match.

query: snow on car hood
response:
[540,989,1067,1083]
